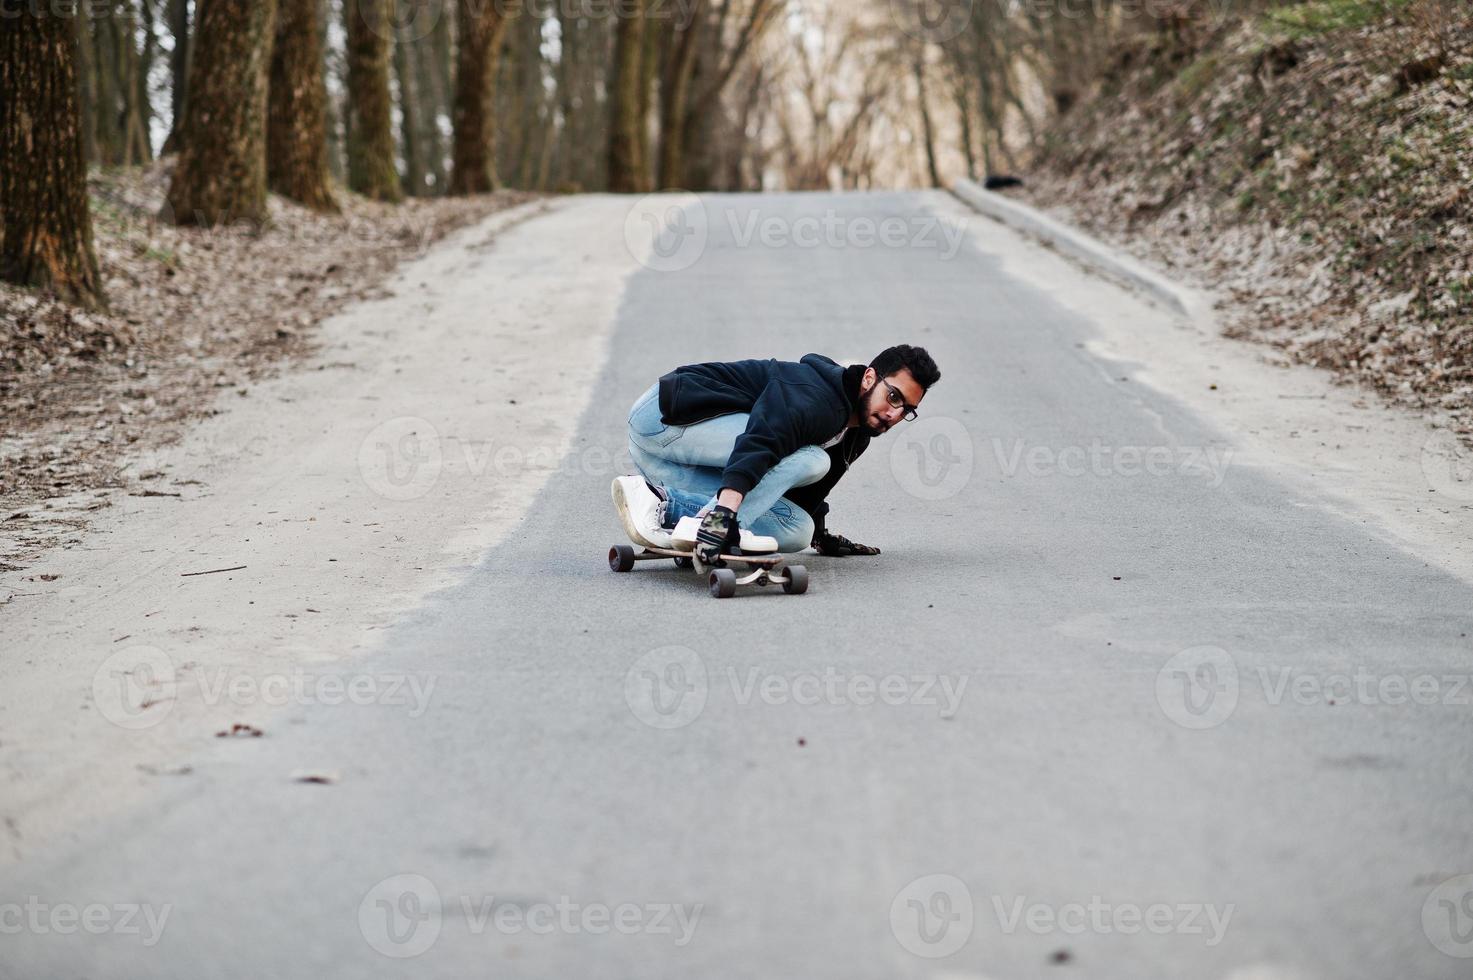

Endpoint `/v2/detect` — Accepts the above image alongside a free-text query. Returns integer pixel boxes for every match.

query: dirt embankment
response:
[1,162,534,572]
[1018,0,1471,436]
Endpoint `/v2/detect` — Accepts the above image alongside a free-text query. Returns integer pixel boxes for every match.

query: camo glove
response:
[694,505,741,564]
[813,529,881,557]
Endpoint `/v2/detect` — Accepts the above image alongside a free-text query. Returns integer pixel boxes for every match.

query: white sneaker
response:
[611,476,672,549]
[669,516,780,554]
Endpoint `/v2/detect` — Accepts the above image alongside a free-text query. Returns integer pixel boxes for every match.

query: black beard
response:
[858,385,889,436]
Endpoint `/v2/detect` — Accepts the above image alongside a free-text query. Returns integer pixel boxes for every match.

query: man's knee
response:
[765,499,815,553]
[788,445,831,488]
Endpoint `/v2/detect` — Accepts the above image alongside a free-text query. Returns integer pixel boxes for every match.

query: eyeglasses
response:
[877,377,920,422]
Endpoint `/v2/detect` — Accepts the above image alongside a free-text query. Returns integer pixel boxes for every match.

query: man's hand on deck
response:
[813,530,881,557]
[695,505,741,563]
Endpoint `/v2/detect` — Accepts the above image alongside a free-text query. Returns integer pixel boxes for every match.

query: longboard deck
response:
[639,544,785,567]
[607,543,809,597]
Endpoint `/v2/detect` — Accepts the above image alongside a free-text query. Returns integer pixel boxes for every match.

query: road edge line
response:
[950,178,1207,322]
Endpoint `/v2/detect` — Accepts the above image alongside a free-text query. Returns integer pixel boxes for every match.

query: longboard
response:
[607,543,809,598]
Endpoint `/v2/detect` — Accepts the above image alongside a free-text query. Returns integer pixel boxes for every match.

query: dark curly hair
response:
[870,344,940,390]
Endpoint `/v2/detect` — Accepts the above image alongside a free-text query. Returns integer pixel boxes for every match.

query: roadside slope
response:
[1017,0,1472,434]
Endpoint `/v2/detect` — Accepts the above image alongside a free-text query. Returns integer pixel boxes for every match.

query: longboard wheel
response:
[609,544,636,572]
[709,568,737,598]
[782,564,809,595]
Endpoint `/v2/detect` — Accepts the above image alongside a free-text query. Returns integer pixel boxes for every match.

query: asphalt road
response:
[4,191,1472,980]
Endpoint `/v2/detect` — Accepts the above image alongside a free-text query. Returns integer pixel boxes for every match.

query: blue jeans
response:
[627,383,828,553]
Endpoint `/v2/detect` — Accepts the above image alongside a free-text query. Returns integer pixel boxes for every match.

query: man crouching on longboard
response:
[612,345,941,565]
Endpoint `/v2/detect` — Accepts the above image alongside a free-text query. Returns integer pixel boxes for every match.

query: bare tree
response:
[449,0,515,194]
[606,0,649,192]
[394,15,425,195]
[553,3,612,191]
[1,11,106,308]
[660,0,779,191]
[775,2,898,190]
[344,0,403,201]
[165,0,279,226]
[164,0,191,152]
[269,0,339,211]
[913,47,941,188]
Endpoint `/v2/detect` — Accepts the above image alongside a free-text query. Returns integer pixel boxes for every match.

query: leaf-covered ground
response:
[1021,0,1471,436]
[0,162,533,570]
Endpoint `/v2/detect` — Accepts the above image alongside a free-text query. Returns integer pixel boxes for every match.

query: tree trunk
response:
[92,13,125,165]
[122,3,153,165]
[322,0,346,181]
[606,0,647,193]
[268,0,339,211]
[951,73,977,180]
[413,6,448,194]
[1,11,106,309]
[448,0,513,195]
[136,0,158,161]
[913,54,941,189]
[344,0,402,201]
[497,10,527,185]
[165,0,190,153]
[656,4,702,189]
[508,7,546,189]
[164,0,278,226]
[634,7,657,183]
[554,2,609,191]
[393,17,424,195]
[76,8,98,165]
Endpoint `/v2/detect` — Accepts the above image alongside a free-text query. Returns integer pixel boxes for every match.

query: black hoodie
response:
[657,353,872,523]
